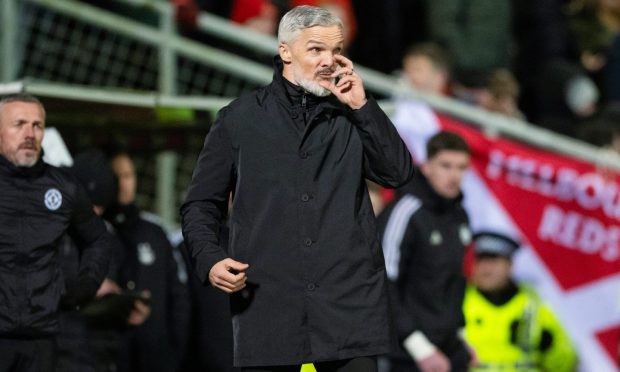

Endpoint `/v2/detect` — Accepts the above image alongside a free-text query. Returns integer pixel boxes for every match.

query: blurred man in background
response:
[378,131,475,372]
[391,43,451,163]
[464,231,577,372]
[56,149,151,372]
[401,42,451,96]
[477,69,525,120]
[105,152,190,372]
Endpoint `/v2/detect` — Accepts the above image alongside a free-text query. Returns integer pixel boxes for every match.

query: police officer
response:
[0,93,109,371]
[464,231,578,372]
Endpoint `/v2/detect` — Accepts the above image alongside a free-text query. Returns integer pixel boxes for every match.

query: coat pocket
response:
[356,212,385,272]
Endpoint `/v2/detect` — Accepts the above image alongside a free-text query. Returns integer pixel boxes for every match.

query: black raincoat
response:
[0,156,109,337]
[182,57,414,366]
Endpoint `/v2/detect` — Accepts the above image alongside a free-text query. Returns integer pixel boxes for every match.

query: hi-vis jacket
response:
[464,284,578,372]
[181,56,414,366]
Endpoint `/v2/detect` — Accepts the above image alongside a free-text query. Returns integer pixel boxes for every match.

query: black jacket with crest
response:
[0,156,109,337]
[181,57,414,366]
[377,171,471,362]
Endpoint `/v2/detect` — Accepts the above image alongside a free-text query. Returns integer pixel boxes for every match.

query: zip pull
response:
[302,93,307,111]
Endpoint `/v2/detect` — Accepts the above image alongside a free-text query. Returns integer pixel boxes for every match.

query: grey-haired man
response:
[0,93,109,371]
[181,5,414,372]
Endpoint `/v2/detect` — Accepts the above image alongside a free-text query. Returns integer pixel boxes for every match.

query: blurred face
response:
[279,25,344,97]
[111,154,136,206]
[403,55,447,94]
[481,95,520,118]
[0,101,45,167]
[93,205,105,216]
[600,0,620,13]
[422,150,470,199]
[472,255,512,292]
[612,132,620,153]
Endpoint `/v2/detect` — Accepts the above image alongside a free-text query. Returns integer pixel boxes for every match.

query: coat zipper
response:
[301,93,308,125]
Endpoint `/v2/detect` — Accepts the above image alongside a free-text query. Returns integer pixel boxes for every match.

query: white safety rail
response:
[3,3,617,369]
[3,0,617,171]
[4,0,270,97]
[1,0,619,196]
[0,80,234,112]
[196,7,620,171]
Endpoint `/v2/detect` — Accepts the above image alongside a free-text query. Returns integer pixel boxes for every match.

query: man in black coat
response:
[56,149,151,372]
[0,94,109,371]
[176,230,239,372]
[377,131,475,372]
[105,152,190,372]
[181,5,414,372]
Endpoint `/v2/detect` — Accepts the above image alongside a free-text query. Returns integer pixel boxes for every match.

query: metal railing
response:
[4,0,615,173]
[0,80,233,111]
[196,8,620,171]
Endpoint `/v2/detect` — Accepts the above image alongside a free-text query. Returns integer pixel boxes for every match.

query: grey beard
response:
[15,156,38,168]
[292,68,332,97]
[299,79,332,97]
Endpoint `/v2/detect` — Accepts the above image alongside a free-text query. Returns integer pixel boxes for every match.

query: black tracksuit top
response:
[0,155,109,337]
[377,171,471,360]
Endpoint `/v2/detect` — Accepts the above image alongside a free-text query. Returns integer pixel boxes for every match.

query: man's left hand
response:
[319,54,367,110]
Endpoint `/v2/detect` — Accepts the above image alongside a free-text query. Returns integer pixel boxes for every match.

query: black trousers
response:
[0,337,56,372]
[241,356,377,372]
[389,338,469,372]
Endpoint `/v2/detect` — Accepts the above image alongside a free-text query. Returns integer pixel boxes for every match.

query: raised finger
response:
[319,79,337,94]
[336,75,355,88]
[331,67,354,79]
[333,54,353,69]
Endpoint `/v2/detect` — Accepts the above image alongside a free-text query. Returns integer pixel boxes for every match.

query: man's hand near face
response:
[319,54,367,110]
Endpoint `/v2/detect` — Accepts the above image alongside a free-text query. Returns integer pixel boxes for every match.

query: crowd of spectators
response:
[76,0,620,150]
[167,0,620,151]
[8,1,620,370]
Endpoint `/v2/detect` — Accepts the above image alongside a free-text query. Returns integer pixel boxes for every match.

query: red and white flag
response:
[392,100,620,372]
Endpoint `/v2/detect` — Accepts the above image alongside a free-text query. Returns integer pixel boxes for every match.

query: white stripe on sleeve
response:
[382,195,421,281]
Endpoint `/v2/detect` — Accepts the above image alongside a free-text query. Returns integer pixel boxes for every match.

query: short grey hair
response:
[278,5,343,44]
[0,93,46,118]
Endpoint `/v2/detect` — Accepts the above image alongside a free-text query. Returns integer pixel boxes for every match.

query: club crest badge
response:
[137,242,156,266]
[44,188,62,211]
[430,230,443,245]
[460,224,472,245]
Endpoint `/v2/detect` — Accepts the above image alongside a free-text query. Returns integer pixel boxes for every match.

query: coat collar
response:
[104,202,141,230]
[398,170,464,213]
[0,153,47,178]
[269,55,344,114]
